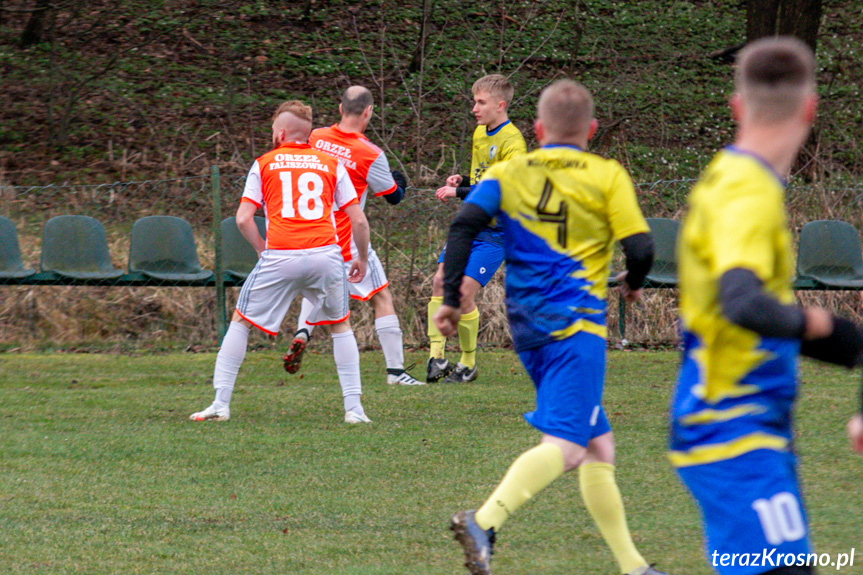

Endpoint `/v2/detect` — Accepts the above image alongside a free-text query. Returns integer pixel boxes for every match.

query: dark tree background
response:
[746,0,823,51]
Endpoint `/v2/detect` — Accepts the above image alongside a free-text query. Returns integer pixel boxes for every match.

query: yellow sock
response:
[579,463,647,575]
[474,443,564,531]
[457,308,479,368]
[427,296,446,359]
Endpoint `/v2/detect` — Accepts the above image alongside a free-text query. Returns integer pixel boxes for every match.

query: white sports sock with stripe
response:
[212,321,249,407]
[297,298,316,338]
[332,329,363,415]
[375,314,404,370]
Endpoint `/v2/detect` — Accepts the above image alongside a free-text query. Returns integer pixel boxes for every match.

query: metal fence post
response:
[618,296,626,342]
[212,165,226,342]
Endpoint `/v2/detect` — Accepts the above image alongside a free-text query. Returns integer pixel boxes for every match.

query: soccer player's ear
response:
[497,99,507,114]
[587,118,599,141]
[803,94,818,124]
[338,103,344,116]
[534,119,545,143]
[729,92,744,123]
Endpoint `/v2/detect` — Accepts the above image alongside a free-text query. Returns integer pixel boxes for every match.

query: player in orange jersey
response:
[190,100,374,424]
[282,86,423,386]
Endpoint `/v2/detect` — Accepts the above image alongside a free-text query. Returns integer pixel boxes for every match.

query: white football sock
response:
[297,298,316,338]
[375,314,404,370]
[332,329,362,413]
[343,394,364,416]
[212,321,249,407]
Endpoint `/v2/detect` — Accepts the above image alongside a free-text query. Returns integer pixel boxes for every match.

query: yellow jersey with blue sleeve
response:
[670,147,798,469]
[469,120,527,185]
[465,144,649,352]
[469,120,527,240]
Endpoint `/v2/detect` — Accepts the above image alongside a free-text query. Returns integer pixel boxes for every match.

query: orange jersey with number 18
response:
[240,142,359,250]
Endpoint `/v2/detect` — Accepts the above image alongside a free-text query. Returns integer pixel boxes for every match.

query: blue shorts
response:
[675,450,811,575]
[437,237,504,287]
[517,331,611,447]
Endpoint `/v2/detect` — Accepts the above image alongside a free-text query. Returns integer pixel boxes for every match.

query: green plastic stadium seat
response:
[0,216,35,279]
[796,220,863,288]
[128,216,213,282]
[221,216,266,281]
[40,215,124,280]
[644,217,680,287]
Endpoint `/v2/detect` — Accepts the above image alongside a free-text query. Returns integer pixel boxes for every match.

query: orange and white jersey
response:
[241,142,358,251]
[310,124,397,260]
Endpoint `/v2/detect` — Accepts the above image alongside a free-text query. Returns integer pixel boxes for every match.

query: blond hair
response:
[271,100,312,124]
[735,37,815,123]
[537,79,594,139]
[472,74,514,107]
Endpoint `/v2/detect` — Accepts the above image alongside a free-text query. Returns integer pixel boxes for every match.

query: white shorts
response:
[236,245,349,335]
[346,246,389,301]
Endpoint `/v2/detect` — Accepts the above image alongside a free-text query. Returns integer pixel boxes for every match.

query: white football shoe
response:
[344,410,372,424]
[189,403,230,422]
[386,369,425,386]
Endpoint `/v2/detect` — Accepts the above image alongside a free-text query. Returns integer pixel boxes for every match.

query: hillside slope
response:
[1,0,860,186]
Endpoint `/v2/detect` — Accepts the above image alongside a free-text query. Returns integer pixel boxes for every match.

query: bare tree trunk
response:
[19,0,51,48]
[746,0,823,180]
[778,0,822,52]
[746,0,821,53]
[409,0,435,74]
[746,0,781,42]
[567,0,584,68]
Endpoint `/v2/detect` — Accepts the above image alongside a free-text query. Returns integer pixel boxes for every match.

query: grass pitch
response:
[0,349,860,574]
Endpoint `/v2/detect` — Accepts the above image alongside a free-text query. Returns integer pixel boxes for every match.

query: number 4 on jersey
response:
[537,178,567,247]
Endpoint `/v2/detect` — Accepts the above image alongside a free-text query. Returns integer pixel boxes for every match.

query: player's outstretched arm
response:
[720,267,863,365]
[436,174,473,203]
[617,232,653,303]
[435,185,457,203]
[236,201,265,256]
[435,203,493,337]
[845,359,863,454]
[384,170,407,206]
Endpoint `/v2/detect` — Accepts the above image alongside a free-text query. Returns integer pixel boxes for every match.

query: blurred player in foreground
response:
[191,100,373,424]
[436,79,669,575]
[282,86,422,386]
[670,37,863,575]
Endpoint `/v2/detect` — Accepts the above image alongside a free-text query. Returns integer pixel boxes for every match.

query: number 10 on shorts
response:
[280,172,324,220]
[752,492,806,545]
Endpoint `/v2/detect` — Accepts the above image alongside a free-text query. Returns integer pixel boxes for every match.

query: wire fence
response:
[1,172,861,350]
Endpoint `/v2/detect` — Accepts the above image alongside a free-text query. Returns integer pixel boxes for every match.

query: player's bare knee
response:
[562,448,587,472]
[542,436,586,471]
[230,311,250,326]
[584,432,615,465]
[432,266,445,296]
[370,288,395,316]
[328,318,352,335]
[459,281,482,313]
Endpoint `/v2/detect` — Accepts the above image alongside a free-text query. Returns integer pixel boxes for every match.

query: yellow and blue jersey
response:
[466,144,649,352]
[469,120,527,185]
[470,121,526,240]
[670,147,799,469]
